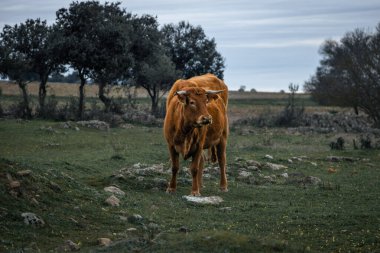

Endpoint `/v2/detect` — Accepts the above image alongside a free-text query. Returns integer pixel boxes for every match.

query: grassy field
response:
[1,118,379,252]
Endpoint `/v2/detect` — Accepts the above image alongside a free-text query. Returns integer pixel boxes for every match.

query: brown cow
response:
[163,74,229,196]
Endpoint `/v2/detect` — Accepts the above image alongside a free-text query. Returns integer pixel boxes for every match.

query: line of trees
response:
[0,1,225,119]
[304,22,380,127]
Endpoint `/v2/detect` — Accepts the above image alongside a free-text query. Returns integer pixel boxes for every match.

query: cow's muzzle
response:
[194,115,212,127]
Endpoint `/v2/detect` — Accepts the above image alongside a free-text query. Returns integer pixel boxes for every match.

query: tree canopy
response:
[161,21,225,79]
[0,1,226,118]
[304,23,380,127]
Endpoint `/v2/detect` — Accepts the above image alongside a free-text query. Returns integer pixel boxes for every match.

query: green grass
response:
[0,119,380,252]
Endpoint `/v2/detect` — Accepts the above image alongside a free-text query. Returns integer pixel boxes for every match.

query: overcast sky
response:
[1,0,379,91]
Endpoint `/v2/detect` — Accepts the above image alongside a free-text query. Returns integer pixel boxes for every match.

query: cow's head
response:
[175,87,223,128]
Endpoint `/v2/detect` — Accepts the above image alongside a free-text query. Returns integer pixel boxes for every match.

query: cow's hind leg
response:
[217,140,228,192]
[167,146,179,193]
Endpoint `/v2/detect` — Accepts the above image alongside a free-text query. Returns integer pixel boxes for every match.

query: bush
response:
[330,137,345,150]
[37,95,59,119]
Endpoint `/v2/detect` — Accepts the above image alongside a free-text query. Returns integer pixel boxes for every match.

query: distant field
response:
[0,80,346,122]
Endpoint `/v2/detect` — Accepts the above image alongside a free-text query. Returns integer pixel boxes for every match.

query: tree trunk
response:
[78,75,86,120]
[151,95,159,116]
[98,81,112,112]
[18,81,32,119]
[38,74,48,115]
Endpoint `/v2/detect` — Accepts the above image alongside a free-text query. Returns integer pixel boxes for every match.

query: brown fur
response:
[164,74,229,196]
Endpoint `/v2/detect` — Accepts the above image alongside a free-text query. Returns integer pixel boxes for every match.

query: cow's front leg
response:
[190,151,202,196]
[167,146,179,193]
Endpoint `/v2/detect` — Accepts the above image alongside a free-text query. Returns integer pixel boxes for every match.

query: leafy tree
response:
[131,15,179,115]
[89,3,134,113]
[305,23,380,126]
[161,21,225,79]
[0,21,41,118]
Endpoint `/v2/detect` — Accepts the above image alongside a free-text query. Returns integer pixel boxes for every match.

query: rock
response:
[98,238,112,247]
[21,212,45,227]
[238,170,252,179]
[280,173,289,178]
[265,154,273,160]
[17,170,32,176]
[9,180,21,189]
[219,207,232,212]
[246,160,261,167]
[311,162,318,166]
[127,214,143,224]
[265,162,288,171]
[104,186,125,196]
[59,240,80,251]
[105,195,120,207]
[303,176,322,185]
[49,181,62,192]
[178,226,190,233]
[182,195,223,205]
[76,120,109,131]
[327,156,359,162]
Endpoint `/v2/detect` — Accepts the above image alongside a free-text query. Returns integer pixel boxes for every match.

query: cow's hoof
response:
[220,187,229,192]
[191,191,201,196]
[166,187,176,194]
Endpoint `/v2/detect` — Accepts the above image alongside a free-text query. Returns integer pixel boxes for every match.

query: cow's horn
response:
[175,90,188,95]
[206,90,224,94]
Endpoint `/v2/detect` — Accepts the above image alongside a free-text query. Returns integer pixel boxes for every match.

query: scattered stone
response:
[59,240,80,252]
[21,212,45,227]
[178,226,190,233]
[311,162,318,166]
[182,195,223,205]
[238,170,252,179]
[327,156,359,162]
[49,181,62,192]
[104,186,125,196]
[265,154,273,160]
[153,178,168,189]
[265,162,288,171]
[76,120,110,131]
[287,159,293,163]
[219,207,232,212]
[9,180,21,189]
[105,195,120,207]
[30,198,39,205]
[127,227,137,232]
[98,238,112,247]
[147,222,160,232]
[303,176,322,186]
[17,170,32,176]
[128,214,143,224]
[246,160,261,167]
[280,173,289,178]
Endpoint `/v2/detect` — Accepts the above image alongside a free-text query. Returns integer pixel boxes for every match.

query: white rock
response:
[105,195,120,207]
[104,186,125,196]
[21,212,45,227]
[238,171,252,178]
[281,173,289,178]
[182,195,223,205]
[266,162,288,171]
[98,238,112,247]
[265,154,273,160]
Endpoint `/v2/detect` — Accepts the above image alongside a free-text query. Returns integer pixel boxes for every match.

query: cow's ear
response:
[175,91,188,104]
[206,93,219,101]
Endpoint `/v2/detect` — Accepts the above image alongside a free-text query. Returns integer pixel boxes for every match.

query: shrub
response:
[360,135,372,149]
[330,137,345,150]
